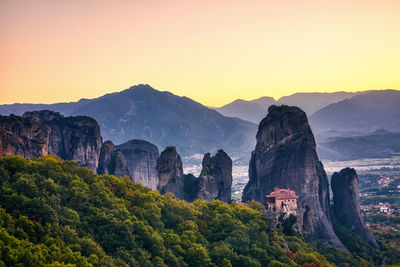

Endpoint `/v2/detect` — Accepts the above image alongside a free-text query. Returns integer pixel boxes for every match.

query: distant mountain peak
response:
[0,84,257,158]
[122,84,158,95]
[128,83,155,91]
[371,129,392,135]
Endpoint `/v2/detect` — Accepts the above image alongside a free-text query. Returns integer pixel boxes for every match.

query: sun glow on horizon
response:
[1,0,400,107]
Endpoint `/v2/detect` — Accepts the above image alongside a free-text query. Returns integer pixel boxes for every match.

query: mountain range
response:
[214,91,365,123]
[317,130,400,160]
[0,84,257,161]
[1,85,399,162]
[309,90,400,133]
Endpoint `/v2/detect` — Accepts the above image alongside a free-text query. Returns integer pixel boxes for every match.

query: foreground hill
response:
[310,90,400,133]
[0,155,364,266]
[0,85,257,158]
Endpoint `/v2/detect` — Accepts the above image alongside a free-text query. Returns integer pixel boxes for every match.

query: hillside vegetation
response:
[0,156,371,266]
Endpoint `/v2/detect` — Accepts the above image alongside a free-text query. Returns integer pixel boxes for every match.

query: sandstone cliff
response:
[331,168,380,249]
[0,114,50,158]
[112,150,130,178]
[27,111,102,171]
[97,141,116,175]
[156,147,233,202]
[242,105,345,249]
[197,150,232,202]
[115,140,159,189]
[196,153,219,201]
[0,111,102,171]
[156,146,185,199]
[98,140,159,189]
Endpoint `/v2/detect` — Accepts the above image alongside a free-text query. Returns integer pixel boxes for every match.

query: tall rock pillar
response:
[242,105,345,249]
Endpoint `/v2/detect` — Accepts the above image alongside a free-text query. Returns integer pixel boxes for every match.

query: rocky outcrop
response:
[112,150,130,178]
[0,111,102,171]
[183,174,199,202]
[156,147,233,202]
[115,140,159,189]
[0,114,50,158]
[156,146,185,199]
[22,110,102,171]
[331,168,380,249]
[98,139,159,189]
[242,105,345,249]
[97,141,116,175]
[97,140,131,178]
[196,154,219,201]
[197,150,232,202]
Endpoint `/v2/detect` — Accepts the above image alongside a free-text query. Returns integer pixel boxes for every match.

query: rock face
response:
[98,139,159,189]
[112,150,130,178]
[23,110,103,171]
[0,84,257,162]
[183,174,200,202]
[0,111,102,171]
[331,168,380,249]
[97,141,116,175]
[156,147,233,202]
[156,146,185,199]
[196,154,218,201]
[0,114,50,158]
[97,141,130,178]
[115,140,159,189]
[242,105,345,249]
[197,150,232,202]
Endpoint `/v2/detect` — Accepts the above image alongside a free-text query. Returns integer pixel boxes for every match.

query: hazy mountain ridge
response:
[1,87,399,162]
[214,97,279,123]
[277,91,364,115]
[214,91,367,123]
[215,90,400,161]
[0,84,257,159]
[317,131,400,160]
[309,90,400,133]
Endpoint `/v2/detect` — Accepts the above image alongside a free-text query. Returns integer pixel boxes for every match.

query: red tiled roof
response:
[266,187,298,200]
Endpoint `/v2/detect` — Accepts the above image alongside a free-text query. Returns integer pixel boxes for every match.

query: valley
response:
[1,85,399,266]
[2,1,400,265]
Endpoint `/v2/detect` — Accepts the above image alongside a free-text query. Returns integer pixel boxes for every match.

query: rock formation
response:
[156,147,233,202]
[331,168,380,249]
[97,141,116,175]
[242,105,345,249]
[97,140,130,177]
[0,114,50,158]
[22,110,102,171]
[183,174,199,202]
[156,146,185,199]
[196,154,219,201]
[112,150,130,178]
[197,150,232,202]
[115,140,159,189]
[98,139,159,189]
[0,111,102,171]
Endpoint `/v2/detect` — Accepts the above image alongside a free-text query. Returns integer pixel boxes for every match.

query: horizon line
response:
[0,84,399,108]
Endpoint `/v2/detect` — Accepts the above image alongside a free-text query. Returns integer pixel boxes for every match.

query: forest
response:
[0,155,391,266]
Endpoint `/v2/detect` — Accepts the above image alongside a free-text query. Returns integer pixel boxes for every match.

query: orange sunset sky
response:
[0,0,399,107]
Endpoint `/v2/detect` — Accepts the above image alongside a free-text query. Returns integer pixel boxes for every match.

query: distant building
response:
[378,177,392,187]
[379,203,391,213]
[266,188,299,216]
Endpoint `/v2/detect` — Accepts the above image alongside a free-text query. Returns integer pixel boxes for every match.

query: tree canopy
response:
[0,155,373,266]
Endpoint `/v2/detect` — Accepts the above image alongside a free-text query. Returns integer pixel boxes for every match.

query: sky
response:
[0,0,399,107]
